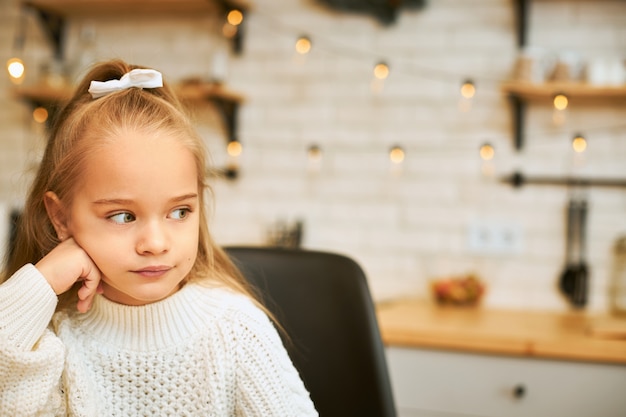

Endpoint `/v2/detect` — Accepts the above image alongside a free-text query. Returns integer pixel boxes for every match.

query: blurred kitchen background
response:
[1,0,625,314]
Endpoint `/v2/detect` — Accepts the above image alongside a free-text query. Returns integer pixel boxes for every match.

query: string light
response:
[225,140,242,180]
[32,106,48,123]
[553,93,568,110]
[479,142,496,178]
[373,61,389,80]
[306,144,323,174]
[572,133,587,153]
[6,57,25,84]
[223,9,243,38]
[295,35,312,54]
[227,10,243,26]
[552,93,569,126]
[227,140,243,157]
[307,144,322,162]
[389,145,405,164]
[371,61,390,94]
[479,143,495,161]
[460,79,476,99]
[458,78,476,112]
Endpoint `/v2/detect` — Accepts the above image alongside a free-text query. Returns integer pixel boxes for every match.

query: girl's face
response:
[61,128,200,306]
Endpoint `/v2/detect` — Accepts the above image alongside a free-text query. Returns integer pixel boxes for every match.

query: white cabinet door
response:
[386,346,626,417]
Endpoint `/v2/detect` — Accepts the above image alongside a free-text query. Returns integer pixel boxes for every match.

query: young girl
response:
[0,59,318,416]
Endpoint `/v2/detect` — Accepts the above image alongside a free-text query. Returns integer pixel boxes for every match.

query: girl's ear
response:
[43,191,69,240]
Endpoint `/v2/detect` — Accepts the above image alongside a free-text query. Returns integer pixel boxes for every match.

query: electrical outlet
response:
[467,219,523,255]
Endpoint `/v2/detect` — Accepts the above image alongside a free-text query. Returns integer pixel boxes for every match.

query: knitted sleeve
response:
[0,264,66,416]
[230,300,318,417]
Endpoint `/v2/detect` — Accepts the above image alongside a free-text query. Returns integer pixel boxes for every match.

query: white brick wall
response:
[1,0,625,312]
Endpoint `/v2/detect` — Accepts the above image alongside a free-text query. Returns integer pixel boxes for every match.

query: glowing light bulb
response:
[227,140,243,157]
[32,107,48,123]
[227,10,243,26]
[572,134,587,153]
[295,36,312,55]
[553,93,568,110]
[389,146,405,164]
[7,57,25,83]
[460,79,475,99]
[307,145,322,162]
[374,62,389,80]
[479,143,495,161]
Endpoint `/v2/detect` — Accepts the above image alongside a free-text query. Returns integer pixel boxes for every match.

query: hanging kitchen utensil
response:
[559,198,578,299]
[572,198,589,308]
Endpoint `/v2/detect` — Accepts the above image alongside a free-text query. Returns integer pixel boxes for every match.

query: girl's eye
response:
[170,208,190,220]
[109,212,135,224]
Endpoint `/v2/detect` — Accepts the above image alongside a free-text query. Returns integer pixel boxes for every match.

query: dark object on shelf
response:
[559,199,577,299]
[559,198,588,308]
[501,172,626,189]
[266,220,303,249]
[225,246,397,417]
[572,198,589,307]
[316,0,426,25]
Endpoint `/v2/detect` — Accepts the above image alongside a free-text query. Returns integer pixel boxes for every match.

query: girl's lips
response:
[133,266,171,278]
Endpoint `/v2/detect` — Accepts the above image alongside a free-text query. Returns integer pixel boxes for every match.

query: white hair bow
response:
[88,69,163,99]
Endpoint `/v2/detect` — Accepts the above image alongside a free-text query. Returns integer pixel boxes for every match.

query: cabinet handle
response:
[513,384,526,399]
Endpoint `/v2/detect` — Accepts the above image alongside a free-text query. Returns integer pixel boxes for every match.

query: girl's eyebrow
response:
[171,193,199,203]
[92,193,198,205]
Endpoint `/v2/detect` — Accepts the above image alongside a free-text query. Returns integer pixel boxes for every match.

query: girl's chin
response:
[100,282,181,306]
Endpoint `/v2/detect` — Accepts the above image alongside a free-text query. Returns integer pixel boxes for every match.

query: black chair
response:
[225,246,397,417]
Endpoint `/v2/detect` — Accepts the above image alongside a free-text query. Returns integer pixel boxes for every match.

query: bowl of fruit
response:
[431,274,485,306]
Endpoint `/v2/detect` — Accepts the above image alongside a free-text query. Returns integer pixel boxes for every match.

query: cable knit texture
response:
[0,265,318,416]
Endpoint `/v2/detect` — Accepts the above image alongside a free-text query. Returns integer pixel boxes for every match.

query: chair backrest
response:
[225,246,396,417]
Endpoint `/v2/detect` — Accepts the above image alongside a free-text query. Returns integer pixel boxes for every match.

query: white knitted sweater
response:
[0,264,318,416]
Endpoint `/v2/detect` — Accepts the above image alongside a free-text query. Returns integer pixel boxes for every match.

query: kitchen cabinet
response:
[387,346,626,417]
[377,299,626,417]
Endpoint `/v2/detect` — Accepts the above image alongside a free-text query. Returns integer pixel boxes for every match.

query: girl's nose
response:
[136,220,170,255]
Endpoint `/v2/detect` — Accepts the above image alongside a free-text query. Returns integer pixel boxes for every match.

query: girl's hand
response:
[35,238,103,313]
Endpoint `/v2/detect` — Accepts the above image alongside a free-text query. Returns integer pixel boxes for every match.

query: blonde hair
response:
[2,59,261,314]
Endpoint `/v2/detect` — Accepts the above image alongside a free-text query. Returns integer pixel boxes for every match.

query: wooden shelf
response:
[502,81,626,102]
[22,0,252,56]
[14,82,244,143]
[23,0,252,16]
[177,81,245,104]
[13,82,244,104]
[12,84,72,105]
[502,81,626,150]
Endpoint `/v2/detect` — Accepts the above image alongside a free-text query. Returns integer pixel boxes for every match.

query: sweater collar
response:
[76,283,216,351]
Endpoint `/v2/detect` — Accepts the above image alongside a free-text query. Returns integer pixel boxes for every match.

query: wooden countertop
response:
[376,299,626,365]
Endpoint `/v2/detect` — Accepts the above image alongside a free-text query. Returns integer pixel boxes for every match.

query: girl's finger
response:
[76,265,101,312]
